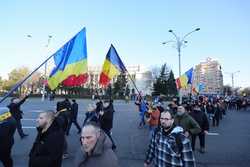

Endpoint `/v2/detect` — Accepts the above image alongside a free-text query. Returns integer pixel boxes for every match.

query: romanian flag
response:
[99,44,127,87]
[175,68,193,89]
[48,28,88,90]
[192,83,205,94]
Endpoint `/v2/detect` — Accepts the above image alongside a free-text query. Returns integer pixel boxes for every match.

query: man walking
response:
[7,94,29,139]
[189,104,209,153]
[29,111,64,167]
[66,99,81,135]
[144,111,196,167]
[0,107,17,167]
[174,106,201,138]
[74,122,119,167]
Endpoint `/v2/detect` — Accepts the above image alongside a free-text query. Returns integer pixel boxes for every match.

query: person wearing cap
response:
[7,94,29,139]
[189,104,209,153]
[0,107,17,167]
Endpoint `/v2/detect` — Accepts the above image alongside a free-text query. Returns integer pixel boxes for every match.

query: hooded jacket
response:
[145,126,196,167]
[74,131,119,167]
[174,112,201,135]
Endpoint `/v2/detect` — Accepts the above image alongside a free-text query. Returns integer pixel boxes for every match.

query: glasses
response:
[160,117,172,121]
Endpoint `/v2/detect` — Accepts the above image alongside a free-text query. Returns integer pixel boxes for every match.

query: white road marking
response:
[22,126,36,129]
[207,132,220,136]
[22,119,36,121]
[26,110,44,113]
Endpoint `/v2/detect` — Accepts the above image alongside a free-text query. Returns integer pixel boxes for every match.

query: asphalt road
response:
[0,98,250,167]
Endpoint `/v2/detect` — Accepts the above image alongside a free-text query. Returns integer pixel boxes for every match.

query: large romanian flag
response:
[99,44,127,87]
[175,67,193,89]
[48,28,88,90]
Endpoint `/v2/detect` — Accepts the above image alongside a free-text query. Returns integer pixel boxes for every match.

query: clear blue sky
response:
[0,0,249,87]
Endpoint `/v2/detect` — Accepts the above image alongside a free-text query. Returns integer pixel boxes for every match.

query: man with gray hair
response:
[75,122,119,167]
[29,111,64,167]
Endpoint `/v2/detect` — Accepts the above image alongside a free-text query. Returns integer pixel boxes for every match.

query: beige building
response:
[87,65,153,95]
[193,57,223,95]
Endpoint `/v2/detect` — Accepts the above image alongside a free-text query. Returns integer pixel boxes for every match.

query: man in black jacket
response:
[29,111,64,167]
[189,104,209,153]
[7,95,29,139]
[66,99,81,135]
[99,99,116,150]
[0,107,17,167]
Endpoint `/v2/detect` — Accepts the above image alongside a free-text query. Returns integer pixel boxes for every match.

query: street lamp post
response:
[226,71,240,89]
[42,35,52,101]
[162,28,200,104]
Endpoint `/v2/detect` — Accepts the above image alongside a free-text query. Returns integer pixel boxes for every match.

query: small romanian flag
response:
[48,28,88,90]
[99,44,127,87]
[175,68,193,89]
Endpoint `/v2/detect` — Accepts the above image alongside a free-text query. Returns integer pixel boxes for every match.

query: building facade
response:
[87,65,153,95]
[193,57,223,95]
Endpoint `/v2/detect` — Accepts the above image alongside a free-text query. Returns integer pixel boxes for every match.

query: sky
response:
[0,0,249,88]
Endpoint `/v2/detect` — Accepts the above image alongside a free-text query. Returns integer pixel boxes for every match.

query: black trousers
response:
[63,135,68,154]
[16,119,25,137]
[213,116,220,127]
[103,129,116,148]
[66,119,81,134]
[191,132,205,150]
[0,149,13,167]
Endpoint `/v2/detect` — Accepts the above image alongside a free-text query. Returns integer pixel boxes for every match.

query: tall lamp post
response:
[162,28,200,104]
[226,71,240,95]
[42,35,52,101]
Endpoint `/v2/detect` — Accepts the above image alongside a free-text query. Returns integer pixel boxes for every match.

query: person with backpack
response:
[144,110,196,167]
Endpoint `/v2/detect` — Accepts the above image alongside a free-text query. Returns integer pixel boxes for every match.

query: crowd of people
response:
[0,95,118,167]
[134,94,239,167]
[0,93,249,167]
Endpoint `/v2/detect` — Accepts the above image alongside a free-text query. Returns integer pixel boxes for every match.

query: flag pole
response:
[0,55,54,104]
[124,69,142,99]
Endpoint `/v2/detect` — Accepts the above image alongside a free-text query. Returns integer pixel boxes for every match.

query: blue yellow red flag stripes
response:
[48,28,88,90]
[99,44,127,87]
[175,68,193,89]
